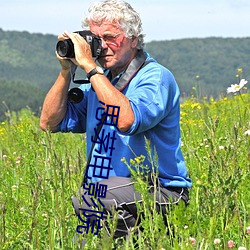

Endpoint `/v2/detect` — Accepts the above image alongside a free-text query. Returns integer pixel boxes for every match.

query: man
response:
[40,0,192,240]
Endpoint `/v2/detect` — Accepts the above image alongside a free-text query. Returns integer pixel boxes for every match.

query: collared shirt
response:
[57,52,192,188]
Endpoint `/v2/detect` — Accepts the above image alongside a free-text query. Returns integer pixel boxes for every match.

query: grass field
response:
[0,90,249,249]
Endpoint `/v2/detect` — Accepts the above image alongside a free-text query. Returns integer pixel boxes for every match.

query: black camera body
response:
[56,30,102,58]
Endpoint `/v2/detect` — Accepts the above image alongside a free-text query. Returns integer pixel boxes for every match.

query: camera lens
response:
[56,39,74,58]
[68,88,84,103]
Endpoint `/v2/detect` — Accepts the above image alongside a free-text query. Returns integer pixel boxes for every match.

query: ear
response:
[131,36,139,48]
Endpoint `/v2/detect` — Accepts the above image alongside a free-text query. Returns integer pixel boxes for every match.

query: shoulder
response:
[138,52,178,87]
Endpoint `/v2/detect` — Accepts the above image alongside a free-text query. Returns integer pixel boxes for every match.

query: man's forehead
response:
[90,21,122,34]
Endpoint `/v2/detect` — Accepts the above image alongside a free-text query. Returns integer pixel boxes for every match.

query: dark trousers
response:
[72,176,189,238]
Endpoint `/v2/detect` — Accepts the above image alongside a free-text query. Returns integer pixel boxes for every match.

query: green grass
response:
[0,93,249,249]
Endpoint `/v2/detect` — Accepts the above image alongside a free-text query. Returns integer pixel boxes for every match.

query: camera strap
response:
[81,50,150,185]
[113,49,148,91]
[71,50,148,86]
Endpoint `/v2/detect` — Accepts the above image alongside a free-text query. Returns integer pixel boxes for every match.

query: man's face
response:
[89,20,138,73]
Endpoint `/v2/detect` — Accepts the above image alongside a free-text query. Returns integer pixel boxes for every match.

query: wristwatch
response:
[87,66,104,80]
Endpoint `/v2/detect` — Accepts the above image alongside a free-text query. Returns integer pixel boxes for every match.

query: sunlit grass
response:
[0,93,249,249]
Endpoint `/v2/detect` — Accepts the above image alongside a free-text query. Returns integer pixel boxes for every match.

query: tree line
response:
[0,28,249,120]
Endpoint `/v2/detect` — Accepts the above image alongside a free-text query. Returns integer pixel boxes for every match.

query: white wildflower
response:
[238,247,246,250]
[214,238,221,244]
[227,79,248,93]
[20,207,25,214]
[244,130,250,136]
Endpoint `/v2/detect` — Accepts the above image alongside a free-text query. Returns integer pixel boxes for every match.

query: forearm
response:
[40,70,71,132]
[90,74,134,132]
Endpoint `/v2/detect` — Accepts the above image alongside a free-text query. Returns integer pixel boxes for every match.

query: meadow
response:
[0,90,249,249]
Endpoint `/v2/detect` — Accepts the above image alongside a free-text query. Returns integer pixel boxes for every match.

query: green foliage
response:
[0,79,46,121]
[0,29,62,121]
[0,109,86,250]
[0,93,249,249]
[0,28,60,89]
[1,29,250,120]
[145,37,250,98]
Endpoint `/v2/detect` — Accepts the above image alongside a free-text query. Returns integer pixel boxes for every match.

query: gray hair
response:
[82,0,145,49]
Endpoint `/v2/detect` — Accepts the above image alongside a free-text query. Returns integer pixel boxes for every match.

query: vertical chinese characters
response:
[76,102,120,235]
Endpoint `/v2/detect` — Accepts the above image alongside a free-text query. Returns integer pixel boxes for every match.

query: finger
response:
[63,30,70,37]
[65,31,85,43]
[57,31,71,41]
[64,30,76,40]
[55,51,65,59]
[55,51,79,66]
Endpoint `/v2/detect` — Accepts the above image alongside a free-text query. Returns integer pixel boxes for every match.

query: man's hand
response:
[56,33,79,71]
[62,31,96,72]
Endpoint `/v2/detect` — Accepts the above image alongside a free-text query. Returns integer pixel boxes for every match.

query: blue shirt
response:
[58,52,192,188]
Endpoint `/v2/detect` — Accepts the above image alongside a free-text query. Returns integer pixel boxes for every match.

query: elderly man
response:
[40,0,192,241]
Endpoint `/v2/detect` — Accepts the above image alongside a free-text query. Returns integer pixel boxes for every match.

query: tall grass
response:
[0,93,249,249]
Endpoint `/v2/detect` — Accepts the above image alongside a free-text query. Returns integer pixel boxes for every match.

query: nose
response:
[101,38,108,49]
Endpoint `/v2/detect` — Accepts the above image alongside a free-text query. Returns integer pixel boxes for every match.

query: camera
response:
[56,30,102,58]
